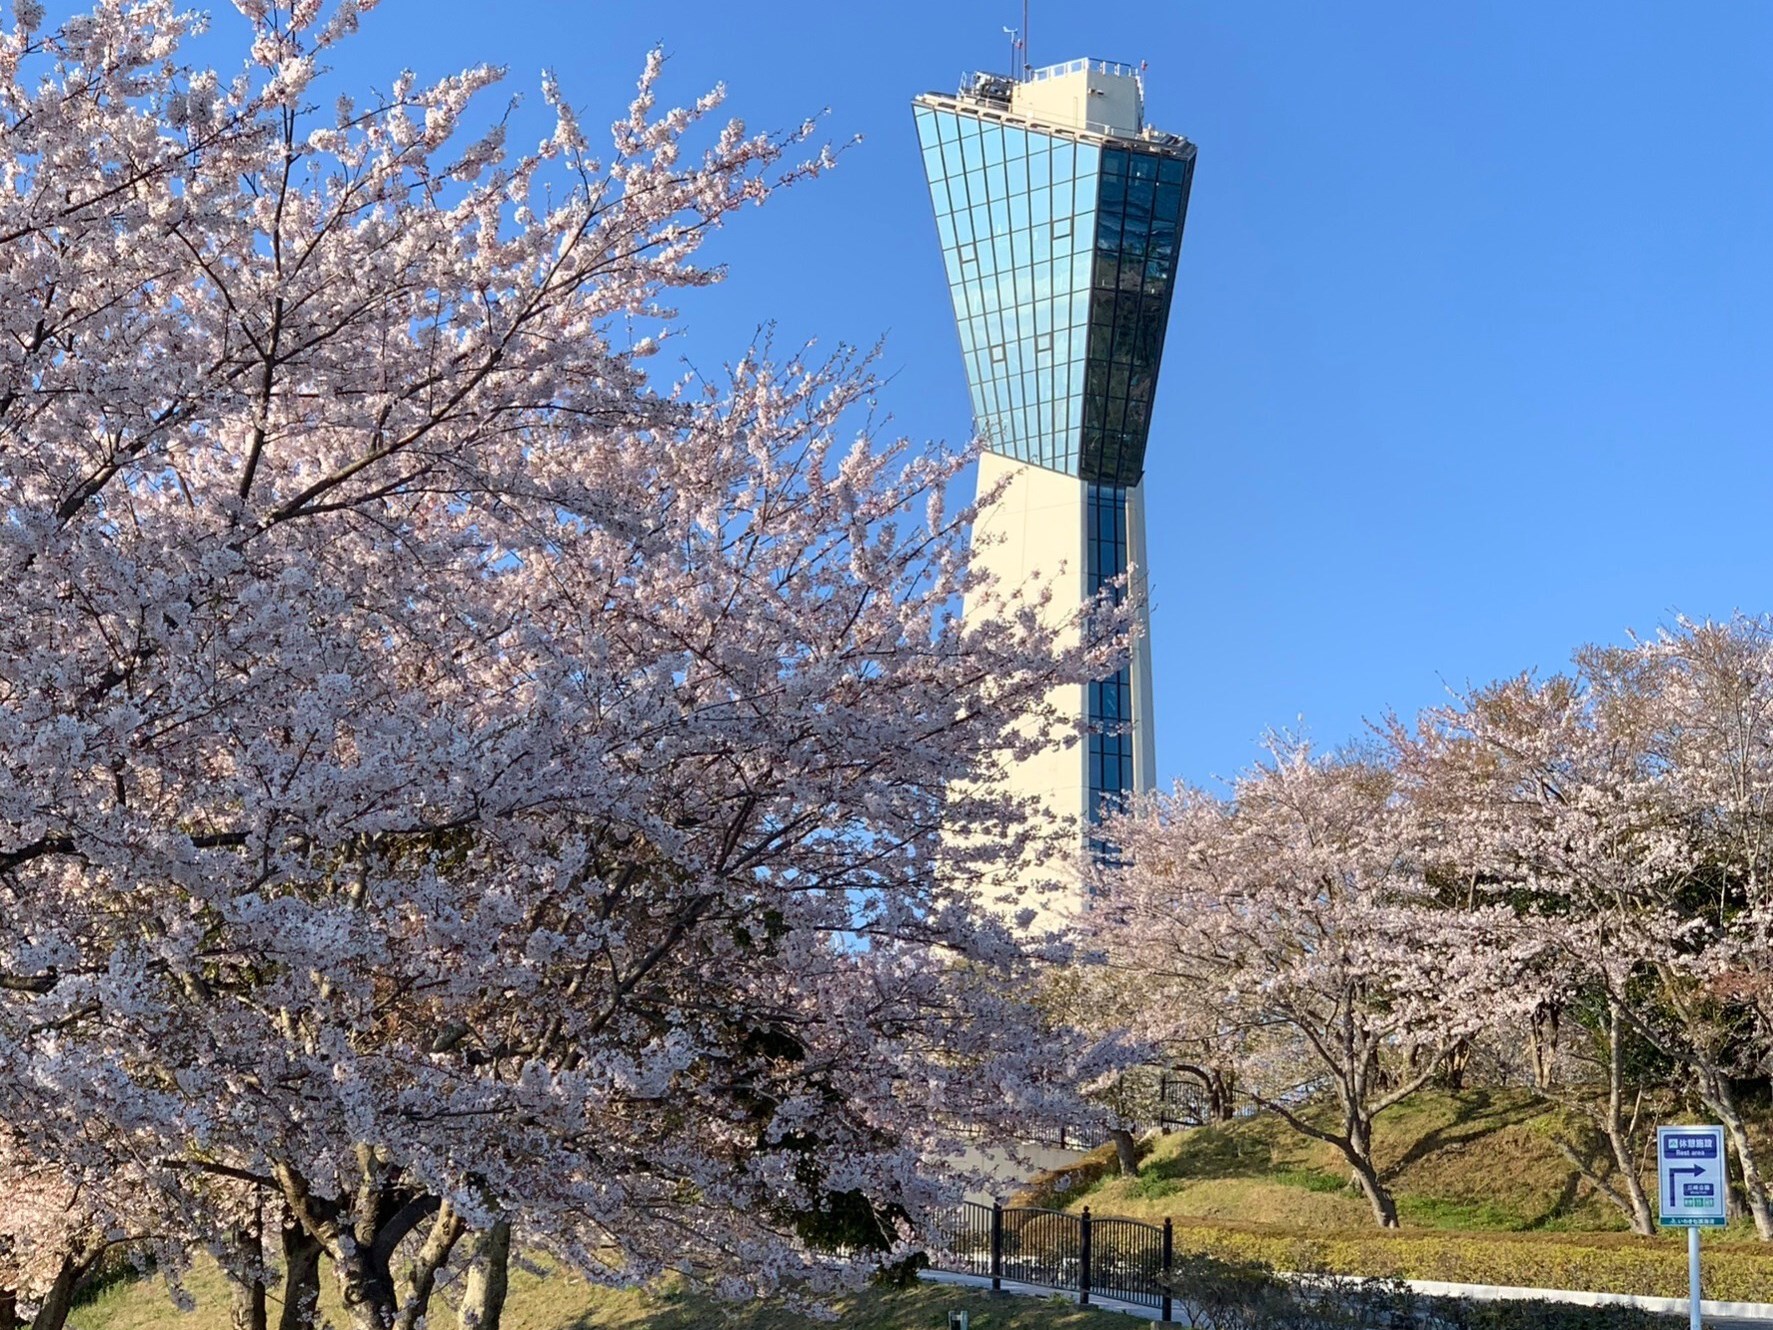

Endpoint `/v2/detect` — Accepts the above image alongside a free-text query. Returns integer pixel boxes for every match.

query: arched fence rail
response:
[927,1200,1177,1321]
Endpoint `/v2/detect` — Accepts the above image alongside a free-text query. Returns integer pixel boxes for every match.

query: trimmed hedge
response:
[1164,1217,1773,1302]
[1161,1250,1685,1330]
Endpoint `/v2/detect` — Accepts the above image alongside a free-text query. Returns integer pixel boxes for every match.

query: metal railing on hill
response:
[928,1199,1178,1320]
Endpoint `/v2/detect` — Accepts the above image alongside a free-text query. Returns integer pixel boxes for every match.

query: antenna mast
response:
[1022,0,1030,78]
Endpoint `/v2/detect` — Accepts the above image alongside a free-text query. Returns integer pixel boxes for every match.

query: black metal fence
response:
[927,1200,1177,1320]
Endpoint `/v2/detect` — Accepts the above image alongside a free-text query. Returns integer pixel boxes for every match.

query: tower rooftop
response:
[918,57,1191,152]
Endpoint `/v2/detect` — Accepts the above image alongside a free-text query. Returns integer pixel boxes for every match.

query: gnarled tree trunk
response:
[457,1220,511,1330]
[394,1201,463,1330]
[1108,1127,1140,1178]
[27,1256,79,1330]
[226,1218,269,1330]
[277,1218,322,1330]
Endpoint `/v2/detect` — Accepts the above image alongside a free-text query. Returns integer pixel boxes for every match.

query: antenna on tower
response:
[1001,25,1019,81]
[1022,0,1030,77]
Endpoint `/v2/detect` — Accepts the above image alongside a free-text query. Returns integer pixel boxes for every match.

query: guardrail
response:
[927,1199,1178,1320]
[1028,57,1140,82]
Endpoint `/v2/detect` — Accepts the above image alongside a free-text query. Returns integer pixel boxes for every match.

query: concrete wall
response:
[1013,64,1143,137]
[955,455,1157,930]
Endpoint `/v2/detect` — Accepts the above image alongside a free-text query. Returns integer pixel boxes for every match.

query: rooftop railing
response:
[1027,57,1140,82]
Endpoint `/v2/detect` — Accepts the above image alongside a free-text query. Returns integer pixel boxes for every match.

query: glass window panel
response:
[1028,146,1050,191]
[1075,143,1100,179]
[1006,127,1027,158]
[1009,191,1028,231]
[935,210,955,249]
[1006,154,1027,194]
[970,205,991,245]
[1051,141,1073,183]
[1156,181,1184,224]
[1096,209,1123,259]
[982,130,1004,166]
[1160,155,1185,184]
[941,140,963,178]
[960,133,982,172]
[1099,170,1126,217]
[1130,152,1158,181]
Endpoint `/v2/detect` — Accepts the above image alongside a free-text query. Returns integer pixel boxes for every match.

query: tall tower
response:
[915,59,1195,894]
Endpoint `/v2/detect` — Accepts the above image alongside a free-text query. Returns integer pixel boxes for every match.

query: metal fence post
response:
[1078,1206,1092,1307]
[1161,1216,1173,1322]
[990,1200,1003,1292]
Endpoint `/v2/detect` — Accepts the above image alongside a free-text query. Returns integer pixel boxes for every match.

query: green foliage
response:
[1163,1218,1773,1301]
[1159,1250,1684,1330]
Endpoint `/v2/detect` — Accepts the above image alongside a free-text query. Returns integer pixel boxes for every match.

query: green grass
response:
[1019,1090,1655,1234]
[1002,1088,1773,1295]
[66,1258,1135,1330]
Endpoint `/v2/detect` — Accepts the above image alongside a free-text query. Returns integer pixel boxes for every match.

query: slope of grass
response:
[1019,1090,1640,1234]
[998,1089,1773,1295]
[67,1258,1130,1330]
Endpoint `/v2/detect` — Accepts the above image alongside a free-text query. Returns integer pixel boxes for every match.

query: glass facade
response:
[913,104,1194,486]
[1085,483,1134,833]
[1084,149,1192,487]
[918,75,1193,871]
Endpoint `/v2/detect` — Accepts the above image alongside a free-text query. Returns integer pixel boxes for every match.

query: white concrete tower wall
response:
[961,454,1157,929]
[970,450,1088,838]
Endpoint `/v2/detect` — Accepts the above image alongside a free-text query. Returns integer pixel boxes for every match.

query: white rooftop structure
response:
[1011,58,1144,137]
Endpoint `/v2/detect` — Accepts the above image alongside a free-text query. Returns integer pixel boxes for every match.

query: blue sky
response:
[186,1,1773,789]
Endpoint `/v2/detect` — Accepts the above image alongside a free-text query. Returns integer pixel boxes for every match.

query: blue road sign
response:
[1657,1125,1727,1228]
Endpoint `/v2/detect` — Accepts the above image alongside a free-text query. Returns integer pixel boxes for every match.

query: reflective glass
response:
[915,99,1192,482]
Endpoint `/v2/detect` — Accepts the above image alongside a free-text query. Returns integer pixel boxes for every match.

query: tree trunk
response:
[394,1201,463,1330]
[1598,998,1656,1237]
[0,1290,19,1330]
[1207,1067,1235,1122]
[1108,1127,1140,1178]
[1440,1039,1471,1092]
[1340,1117,1399,1229]
[277,1219,323,1330]
[1530,1002,1560,1092]
[226,1221,269,1330]
[331,1241,400,1330]
[27,1257,78,1330]
[456,1220,511,1330]
[1698,1070,1773,1240]
[1599,1116,1656,1235]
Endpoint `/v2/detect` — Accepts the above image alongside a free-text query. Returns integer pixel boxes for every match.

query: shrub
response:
[1163,1218,1772,1302]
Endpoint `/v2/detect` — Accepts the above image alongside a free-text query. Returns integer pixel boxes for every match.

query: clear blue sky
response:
[190,1,1773,789]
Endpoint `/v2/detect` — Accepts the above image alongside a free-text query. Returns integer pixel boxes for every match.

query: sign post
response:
[1657,1125,1728,1330]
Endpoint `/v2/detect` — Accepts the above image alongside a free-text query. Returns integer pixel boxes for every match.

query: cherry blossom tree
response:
[1406,622,1773,1239]
[0,2,1130,1326]
[1398,673,1683,1235]
[1087,744,1525,1228]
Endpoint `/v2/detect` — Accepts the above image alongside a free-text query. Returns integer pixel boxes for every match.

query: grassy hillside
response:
[1005,1089,1773,1298]
[1022,1090,1642,1233]
[67,1259,1125,1330]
